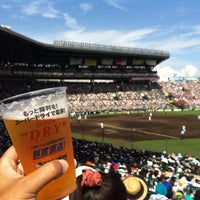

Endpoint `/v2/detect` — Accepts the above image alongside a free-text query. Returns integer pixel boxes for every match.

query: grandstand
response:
[1,26,200,126]
[1,26,200,111]
[1,26,200,131]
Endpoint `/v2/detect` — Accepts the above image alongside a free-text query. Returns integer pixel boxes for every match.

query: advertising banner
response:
[132,59,144,65]
[101,58,113,65]
[84,58,97,66]
[70,57,83,65]
[145,60,156,65]
[115,58,126,65]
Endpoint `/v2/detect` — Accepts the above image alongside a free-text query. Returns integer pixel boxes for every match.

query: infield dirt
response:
[70,112,200,142]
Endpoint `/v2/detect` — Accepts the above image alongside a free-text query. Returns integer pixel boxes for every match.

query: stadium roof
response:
[0,26,170,81]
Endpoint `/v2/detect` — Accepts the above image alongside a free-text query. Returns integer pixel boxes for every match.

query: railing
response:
[53,40,170,57]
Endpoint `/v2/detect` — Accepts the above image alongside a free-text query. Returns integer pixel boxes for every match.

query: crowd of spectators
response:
[1,79,200,114]
[0,79,200,199]
[67,81,170,113]
[159,81,200,110]
[72,138,200,199]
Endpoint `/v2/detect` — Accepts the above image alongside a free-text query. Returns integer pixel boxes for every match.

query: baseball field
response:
[70,110,200,158]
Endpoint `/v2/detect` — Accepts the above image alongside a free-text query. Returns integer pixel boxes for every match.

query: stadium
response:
[0,26,200,199]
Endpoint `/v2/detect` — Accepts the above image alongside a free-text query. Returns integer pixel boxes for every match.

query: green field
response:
[72,132,200,158]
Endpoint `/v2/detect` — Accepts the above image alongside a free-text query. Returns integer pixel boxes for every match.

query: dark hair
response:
[69,171,127,200]
[194,189,200,200]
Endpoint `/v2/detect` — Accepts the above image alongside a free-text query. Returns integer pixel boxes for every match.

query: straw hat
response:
[123,176,148,200]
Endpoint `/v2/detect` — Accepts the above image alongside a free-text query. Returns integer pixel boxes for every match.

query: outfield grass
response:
[158,109,200,115]
[132,138,200,158]
[72,132,200,158]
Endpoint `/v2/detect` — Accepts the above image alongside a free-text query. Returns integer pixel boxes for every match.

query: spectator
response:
[67,167,127,200]
[149,181,168,200]
[123,175,148,200]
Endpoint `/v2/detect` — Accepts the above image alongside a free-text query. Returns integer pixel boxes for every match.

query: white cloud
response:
[63,13,84,30]
[155,64,200,81]
[62,29,118,43]
[21,0,58,18]
[61,27,157,46]
[155,65,179,81]
[181,64,200,77]
[22,1,40,15]
[193,25,200,34]
[112,28,157,46]
[63,24,199,55]
[104,0,128,11]
[160,35,200,53]
[80,3,92,13]
[42,5,59,18]
[127,26,200,54]
[1,4,11,10]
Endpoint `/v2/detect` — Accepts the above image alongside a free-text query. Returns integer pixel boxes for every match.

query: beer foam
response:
[0,87,69,120]
[2,99,69,120]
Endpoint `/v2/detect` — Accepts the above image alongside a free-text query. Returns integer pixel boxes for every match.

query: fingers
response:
[0,147,69,199]
[16,162,25,175]
[20,159,69,193]
[0,146,22,191]
[0,145,21,177]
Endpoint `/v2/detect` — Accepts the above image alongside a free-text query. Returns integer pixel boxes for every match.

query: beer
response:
[0,87,77,200]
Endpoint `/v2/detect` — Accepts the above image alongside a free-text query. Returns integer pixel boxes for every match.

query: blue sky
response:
[1,0,200,80]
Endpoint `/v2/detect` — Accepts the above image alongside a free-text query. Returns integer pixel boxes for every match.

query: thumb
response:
[20,159,69,194]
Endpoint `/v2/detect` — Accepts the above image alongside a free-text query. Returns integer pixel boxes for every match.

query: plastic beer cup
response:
[0,87,77,200]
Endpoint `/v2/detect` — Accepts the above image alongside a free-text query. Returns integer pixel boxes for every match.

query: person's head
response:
[155,183,167,196]
[172,190,186,200]
[172,196,186,200]
[69,169,127,200]
[123,175,148,200]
